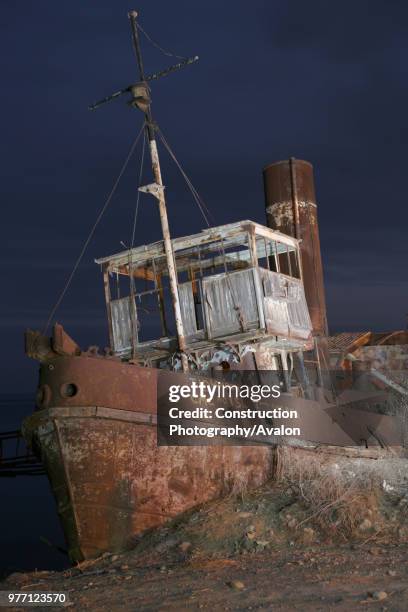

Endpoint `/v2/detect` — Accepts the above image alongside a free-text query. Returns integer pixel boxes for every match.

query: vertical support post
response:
[274,241,280,273]
[314,336,323,388]
[264,238,271,270]
[286,245,293,277]
[279,350,290,392]
[116,272,120,298]
[157,275,167,336]
[130,294,139,357]
[297,350,312,399]
[103,264,114,350]
[248,227,258,268]
[152,258,167,337]
[297,244,304,282]
[220,236,228,274]
[128,269,139,356]
[188,265,197,293]
[197,245,203,277]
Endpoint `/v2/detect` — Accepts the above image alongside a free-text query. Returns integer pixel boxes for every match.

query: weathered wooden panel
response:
[259,268,312,340]
[287,284,312,339]
[111,297,135,353]
[261,269,287,299]
[203,269,260,338]
[178,281,197,337]
[263,298,290,336]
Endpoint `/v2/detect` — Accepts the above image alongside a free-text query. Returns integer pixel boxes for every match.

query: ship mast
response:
[128,10,188,372]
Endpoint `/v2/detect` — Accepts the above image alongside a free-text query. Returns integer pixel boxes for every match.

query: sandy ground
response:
[4,460,408,611]
[2,543,408,611]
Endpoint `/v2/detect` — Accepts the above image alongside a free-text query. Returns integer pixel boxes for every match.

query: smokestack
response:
[263,158,328,338]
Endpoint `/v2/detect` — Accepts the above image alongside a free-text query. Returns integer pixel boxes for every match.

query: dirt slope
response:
[3,471,408,611]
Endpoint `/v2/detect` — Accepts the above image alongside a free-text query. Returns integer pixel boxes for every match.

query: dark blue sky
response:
[2,0,408,393]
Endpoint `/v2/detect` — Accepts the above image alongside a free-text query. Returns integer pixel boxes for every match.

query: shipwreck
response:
[0,11,404,562]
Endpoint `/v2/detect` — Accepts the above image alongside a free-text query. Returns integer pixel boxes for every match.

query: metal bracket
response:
[138,183,165,200]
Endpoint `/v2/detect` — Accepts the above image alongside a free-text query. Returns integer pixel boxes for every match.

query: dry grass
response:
[276,446,384,538]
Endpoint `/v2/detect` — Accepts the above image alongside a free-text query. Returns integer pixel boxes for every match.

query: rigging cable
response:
[156,127,214,227]
[136,22,187,60]
[128,128,147,355]
[130,130,147,250]
[43,122,146,335]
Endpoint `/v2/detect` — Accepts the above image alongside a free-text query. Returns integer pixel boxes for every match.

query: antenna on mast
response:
[88,55,199,111]
[88,11,198,112]
[89,10,197,372]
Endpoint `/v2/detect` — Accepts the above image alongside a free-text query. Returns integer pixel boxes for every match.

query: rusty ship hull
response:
[22,355,275,561]
[23,347,401,562]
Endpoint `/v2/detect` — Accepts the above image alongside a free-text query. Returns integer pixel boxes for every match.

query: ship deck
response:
[124,328,311,366]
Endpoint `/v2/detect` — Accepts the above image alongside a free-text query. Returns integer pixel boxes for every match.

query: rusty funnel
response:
[263,158,328,338]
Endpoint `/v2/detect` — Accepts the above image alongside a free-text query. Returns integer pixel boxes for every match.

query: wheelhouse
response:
[95,220,312,364]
